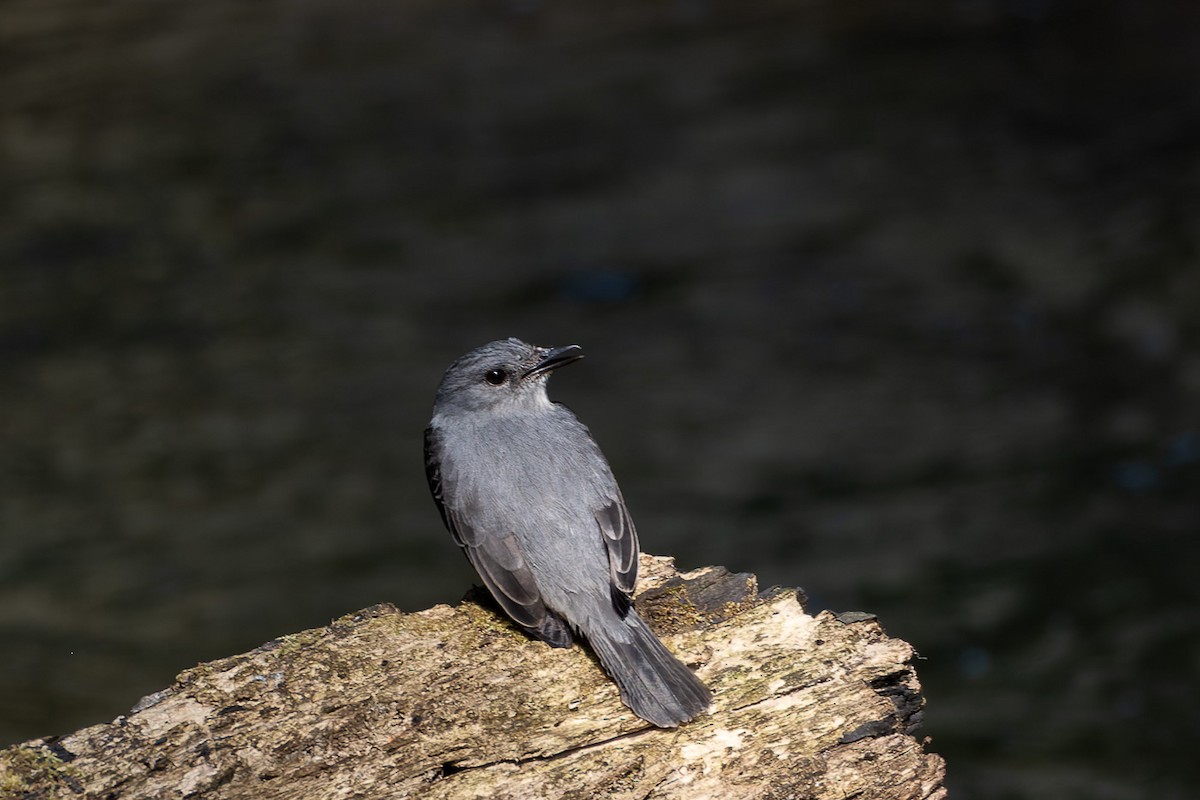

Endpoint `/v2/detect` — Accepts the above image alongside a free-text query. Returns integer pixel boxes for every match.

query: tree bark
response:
[1,556,946,799]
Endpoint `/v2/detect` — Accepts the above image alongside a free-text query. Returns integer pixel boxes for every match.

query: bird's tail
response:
[583,610,711,728]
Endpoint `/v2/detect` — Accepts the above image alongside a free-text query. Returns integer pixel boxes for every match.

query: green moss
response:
[270,628,325,659]
[0,744,81,797]
[456,601,522,643]
[641,585,708,633]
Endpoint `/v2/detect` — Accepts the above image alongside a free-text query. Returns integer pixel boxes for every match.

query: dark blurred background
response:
[3,0,1198,796]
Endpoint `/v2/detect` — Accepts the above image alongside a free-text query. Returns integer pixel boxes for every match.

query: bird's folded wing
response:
[424,426,571,646]
[595,495,639,596]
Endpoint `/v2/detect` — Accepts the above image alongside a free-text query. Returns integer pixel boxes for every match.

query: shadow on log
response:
[1,555,946,799]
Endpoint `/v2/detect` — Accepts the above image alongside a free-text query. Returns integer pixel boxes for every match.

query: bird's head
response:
[433,338,584,415]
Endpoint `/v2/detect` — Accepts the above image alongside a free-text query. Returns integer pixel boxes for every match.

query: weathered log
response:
[0,556,946,799]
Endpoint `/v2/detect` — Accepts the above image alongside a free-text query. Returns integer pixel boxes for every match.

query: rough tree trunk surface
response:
[1,556,946,799]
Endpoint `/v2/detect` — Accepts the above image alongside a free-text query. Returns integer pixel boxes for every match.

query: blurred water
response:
[2,1,1199,797]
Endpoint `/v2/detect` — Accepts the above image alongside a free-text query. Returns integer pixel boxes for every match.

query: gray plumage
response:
[424,337,711,727]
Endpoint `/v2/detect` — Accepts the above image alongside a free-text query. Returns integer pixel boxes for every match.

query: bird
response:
[423,338,711,727]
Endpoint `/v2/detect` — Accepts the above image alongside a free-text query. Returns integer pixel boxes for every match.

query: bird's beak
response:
[523,344,584,379]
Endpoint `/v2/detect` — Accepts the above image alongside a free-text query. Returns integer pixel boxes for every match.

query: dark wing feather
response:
[578,421,640,615]
[424,426,453,534]
[423,426,572,647]
[596,492,639,607]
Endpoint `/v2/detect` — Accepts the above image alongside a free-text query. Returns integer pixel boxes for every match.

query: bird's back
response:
[433,404,617,601]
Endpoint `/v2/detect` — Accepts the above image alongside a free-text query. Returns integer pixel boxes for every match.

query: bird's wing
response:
[424,425,572,647]
[595,493,639,603]
[583,419,640,606]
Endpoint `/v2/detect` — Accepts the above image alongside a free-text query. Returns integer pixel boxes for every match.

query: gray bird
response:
[424,338,711,727]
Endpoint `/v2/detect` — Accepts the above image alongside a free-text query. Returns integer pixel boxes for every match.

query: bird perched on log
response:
[424,338,710,727]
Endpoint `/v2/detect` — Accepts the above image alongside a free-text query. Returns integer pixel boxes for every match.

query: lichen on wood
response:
[0,555,946,799]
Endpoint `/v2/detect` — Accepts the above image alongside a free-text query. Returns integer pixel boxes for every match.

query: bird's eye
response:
[484,368,508,386]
